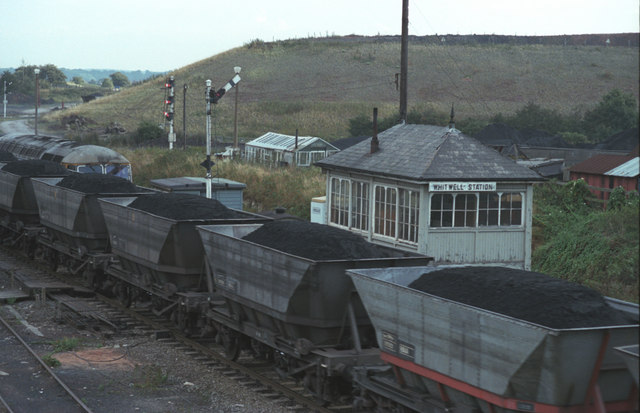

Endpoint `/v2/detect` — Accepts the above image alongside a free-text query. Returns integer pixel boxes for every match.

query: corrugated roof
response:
[315,123,544,182]
[569,154,635,174]
[604,157,639,177]
[246,132,338,151]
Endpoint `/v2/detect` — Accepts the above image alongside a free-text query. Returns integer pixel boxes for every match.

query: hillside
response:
[42,35,639,142]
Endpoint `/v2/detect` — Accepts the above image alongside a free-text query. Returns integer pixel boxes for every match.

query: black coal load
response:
[56,173,140,193]
[242,219,392,261]
[1,159,69,176]
[408,266,638,329]
[128,192,245,220]
[0,151,17,162]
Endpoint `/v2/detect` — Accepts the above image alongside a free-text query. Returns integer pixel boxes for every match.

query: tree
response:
[508,101,568,134]
[101,77,114,89]
[72,76,85,86]
[40,64,67,86]
[582,89,639,141]
[109,72,130,88]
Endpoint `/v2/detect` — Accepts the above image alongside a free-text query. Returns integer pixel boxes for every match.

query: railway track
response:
[95,294,340,413]
[0,311,93,413]
[0,247,343,413]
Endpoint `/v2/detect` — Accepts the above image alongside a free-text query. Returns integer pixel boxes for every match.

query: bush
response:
[134,121,163,144]
[532,181,639,302]
[348,113,396,137]
[457,117,489,136]
[507,101,568,134]
[582,89,639,141]
[407,106,448,125]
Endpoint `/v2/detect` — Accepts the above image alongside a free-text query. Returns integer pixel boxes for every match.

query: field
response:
[40,36,639,142]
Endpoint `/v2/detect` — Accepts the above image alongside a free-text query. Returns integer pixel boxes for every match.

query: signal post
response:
[164,76,176,149]
[202,71,241,198]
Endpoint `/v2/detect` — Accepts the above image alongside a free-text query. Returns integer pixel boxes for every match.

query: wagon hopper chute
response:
[31,174,148,274]
[197,220,433,403]
[348,265,639,413]
[98,193,270,301]
[0,160,69,251]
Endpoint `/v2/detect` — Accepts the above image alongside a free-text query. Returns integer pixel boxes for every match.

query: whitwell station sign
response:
[430,182,497,192]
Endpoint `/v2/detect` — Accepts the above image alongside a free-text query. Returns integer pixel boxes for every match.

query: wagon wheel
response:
[20,236,36,259]
[115,282,132,308]
[172,307,191,335]
[84,269,106,292]
[250,339,271,360]
[47,250,59,272]
[219,328,241,361]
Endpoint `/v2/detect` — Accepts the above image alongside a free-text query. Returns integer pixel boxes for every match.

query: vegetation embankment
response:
[24,37,638,142]
[122,147,325,219]
[532,180,639,302]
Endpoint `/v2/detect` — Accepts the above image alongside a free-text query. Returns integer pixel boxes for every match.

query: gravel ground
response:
[0,269,289,413]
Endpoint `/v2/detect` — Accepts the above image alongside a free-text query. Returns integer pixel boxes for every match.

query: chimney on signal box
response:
[448,103,455,130]
[370,107,379,154]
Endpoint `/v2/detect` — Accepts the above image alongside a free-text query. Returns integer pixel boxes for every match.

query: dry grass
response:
[44,38,638,141]
[120,146,325,219]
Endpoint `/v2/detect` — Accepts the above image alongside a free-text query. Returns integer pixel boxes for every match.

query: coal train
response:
[0,156,637,413]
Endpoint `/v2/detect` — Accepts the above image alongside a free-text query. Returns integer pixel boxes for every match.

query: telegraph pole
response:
[183,83,187,150]
[399,0,409,122]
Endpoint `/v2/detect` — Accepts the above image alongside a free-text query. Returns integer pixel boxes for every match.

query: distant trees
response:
[72,76,85,86]
[101,77,114,89]
[109,72,130,88]
[0,64,67,100]
[348,89,638,143]
[582,89,639,140]
[39,64,67,87]
[491,89,638,143]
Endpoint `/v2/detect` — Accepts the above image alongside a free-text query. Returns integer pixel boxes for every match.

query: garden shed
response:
[244,132,338,167]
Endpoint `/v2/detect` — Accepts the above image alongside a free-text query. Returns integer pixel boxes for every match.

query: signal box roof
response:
[315,123,545,182]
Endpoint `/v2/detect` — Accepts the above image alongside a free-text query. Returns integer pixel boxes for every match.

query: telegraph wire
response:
[410,1,500,118]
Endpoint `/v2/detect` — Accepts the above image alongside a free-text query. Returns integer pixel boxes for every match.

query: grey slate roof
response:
[315,123,545,182]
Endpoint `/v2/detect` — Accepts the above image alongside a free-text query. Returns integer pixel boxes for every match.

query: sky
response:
[2,0,639,72]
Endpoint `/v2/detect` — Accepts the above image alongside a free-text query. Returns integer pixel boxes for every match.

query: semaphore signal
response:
[164,76,176,149]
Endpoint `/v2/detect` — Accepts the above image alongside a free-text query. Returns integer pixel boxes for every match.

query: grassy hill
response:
[42,35,639,143]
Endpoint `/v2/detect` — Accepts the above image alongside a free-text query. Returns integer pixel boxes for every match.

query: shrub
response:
[134,121,163,145]
[582,89,639,141]
[532,181,639,302]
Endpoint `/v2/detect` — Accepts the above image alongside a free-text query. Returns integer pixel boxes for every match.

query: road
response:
[0,105,55,135]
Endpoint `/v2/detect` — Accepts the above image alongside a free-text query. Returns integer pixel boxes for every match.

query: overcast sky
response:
[2,0,639,72]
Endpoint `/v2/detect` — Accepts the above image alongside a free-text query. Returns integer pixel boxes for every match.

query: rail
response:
[0,311,93,413]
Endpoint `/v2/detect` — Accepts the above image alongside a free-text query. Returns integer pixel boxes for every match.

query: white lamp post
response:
[34,68,40,135]
[3,80,11,118]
